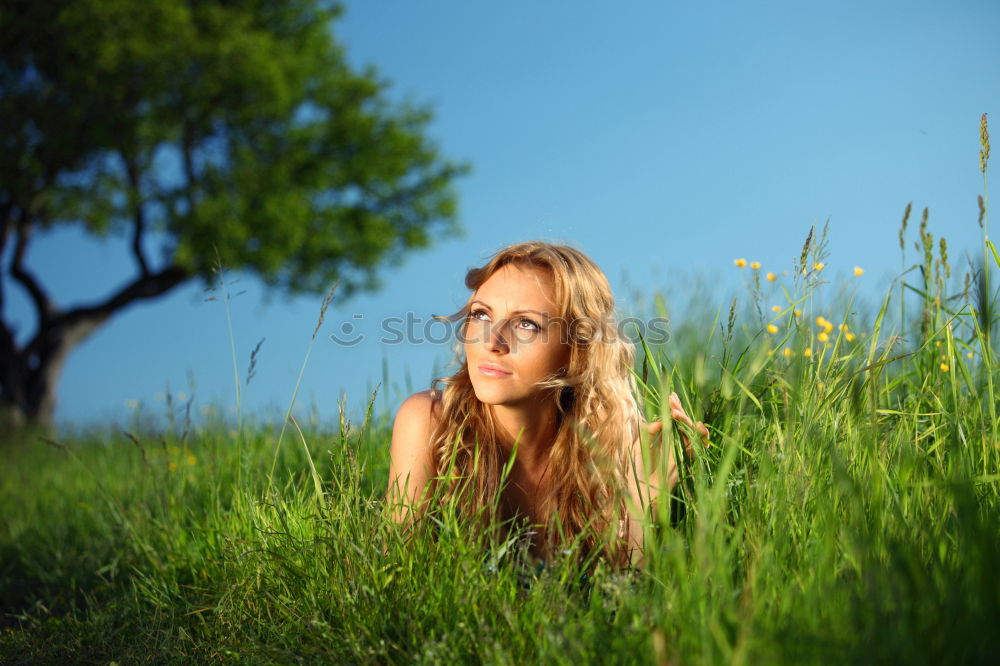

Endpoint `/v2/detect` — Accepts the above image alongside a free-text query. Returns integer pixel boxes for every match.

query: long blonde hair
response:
[428,241,640,565]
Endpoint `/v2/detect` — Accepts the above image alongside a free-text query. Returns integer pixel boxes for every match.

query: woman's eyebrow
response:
[469,299,550,319]
[469,299,492,311]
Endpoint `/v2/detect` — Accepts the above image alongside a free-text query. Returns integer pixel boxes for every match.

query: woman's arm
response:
[386,391,438,522]
[625,392,710,557]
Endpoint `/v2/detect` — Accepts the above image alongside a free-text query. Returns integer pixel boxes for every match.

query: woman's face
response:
[464,264,571,408]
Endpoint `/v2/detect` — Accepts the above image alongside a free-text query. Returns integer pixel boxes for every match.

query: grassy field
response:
[4,163,1000,661]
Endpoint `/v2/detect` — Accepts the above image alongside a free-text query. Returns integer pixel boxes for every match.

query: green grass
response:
[3,218,1000,662]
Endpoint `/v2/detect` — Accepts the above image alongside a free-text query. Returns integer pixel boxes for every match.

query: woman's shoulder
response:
[392,390,443,436]
[387,390,444,516]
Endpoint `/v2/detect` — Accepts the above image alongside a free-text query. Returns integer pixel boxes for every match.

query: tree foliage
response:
[0,0,465,425]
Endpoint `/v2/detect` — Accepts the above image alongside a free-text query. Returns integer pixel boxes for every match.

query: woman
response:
[387,241,709,566]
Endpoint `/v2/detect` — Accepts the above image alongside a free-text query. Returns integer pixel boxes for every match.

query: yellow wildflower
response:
[818,332,829,343]
[794,309,802,318]
[940,362,949,372]
[772,305,782,313]
[815,316,828,328]
[935,340,942,347]
[853,266,864,276]
[187,454,197,466]
[803,348,813,357]
[169,462,178,472]
[967,352,974,359]
[845,332,856,342]
[782,348,793,358]
[734,258,747,267]
[766,272,776,282]
[767,324,778,334]
[750,261,761,270]
[813,262,825,271]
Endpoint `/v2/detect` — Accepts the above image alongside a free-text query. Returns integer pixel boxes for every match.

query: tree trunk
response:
[1,266,188,433]
[0,314,109,431]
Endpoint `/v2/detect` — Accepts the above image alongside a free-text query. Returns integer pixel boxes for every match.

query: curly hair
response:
[427,241,641,565]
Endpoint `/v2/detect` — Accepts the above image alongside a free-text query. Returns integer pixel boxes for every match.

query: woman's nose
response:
[485,319,509,353]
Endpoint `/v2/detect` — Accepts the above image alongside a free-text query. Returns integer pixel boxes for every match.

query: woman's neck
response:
[491,400,559,475]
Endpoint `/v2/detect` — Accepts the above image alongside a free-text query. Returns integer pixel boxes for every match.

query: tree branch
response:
[24,265,189,359]
[0,202,12,316]
[0,203,12,258]
[124,153,151,277]
[10,216,56,326]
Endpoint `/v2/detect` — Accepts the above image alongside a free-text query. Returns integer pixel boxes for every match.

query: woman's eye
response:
[469,309,490,322]
[515,318,540,331]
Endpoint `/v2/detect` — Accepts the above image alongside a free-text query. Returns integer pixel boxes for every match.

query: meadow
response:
[3,148,1000,662]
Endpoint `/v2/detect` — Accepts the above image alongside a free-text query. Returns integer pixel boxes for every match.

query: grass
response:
[3,149,1000,663]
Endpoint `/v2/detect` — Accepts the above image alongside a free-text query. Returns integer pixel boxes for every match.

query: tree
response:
[0,0,465,428]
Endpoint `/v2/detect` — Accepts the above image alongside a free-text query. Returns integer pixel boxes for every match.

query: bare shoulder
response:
[393,390,441,436]
[389,390,441,477]
[387,390,443,517]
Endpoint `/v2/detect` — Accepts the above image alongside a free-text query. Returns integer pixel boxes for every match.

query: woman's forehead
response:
[473,264,558,313]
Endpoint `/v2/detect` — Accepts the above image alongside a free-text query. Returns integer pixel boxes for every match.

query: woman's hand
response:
[645,392,710,490]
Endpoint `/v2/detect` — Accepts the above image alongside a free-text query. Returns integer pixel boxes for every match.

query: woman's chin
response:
[472,386,540,409]
[470,380,525,406]
[471,385,505,405]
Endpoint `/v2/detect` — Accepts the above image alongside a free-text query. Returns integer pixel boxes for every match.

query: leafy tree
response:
[0,0,465,428]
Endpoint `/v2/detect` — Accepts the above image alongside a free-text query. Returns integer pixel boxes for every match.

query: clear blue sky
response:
[7,0,999,429]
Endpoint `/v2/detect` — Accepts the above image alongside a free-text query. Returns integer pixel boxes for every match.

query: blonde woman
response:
[387,241,709,566]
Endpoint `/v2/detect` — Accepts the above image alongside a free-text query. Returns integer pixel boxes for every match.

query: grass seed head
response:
[939,237,950,278]
[981,112,990,174]
[726,297,737,341]
[313,281,340,339]
[798,226,814,274]
[899,202,912,250]
[247,337,266,386]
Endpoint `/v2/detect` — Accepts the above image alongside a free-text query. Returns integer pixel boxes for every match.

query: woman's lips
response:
[478,363,512,377]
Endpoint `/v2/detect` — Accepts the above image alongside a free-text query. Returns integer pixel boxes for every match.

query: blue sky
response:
[7,0,999,428]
